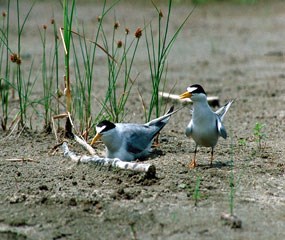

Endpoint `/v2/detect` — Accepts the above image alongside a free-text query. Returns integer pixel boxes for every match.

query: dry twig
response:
[5,158,39,163]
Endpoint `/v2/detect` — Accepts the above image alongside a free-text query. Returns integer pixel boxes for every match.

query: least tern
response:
[180,84,233,168]
[91,106,177,161]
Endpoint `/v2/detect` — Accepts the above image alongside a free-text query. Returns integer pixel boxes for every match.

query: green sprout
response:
[253,122,267,150]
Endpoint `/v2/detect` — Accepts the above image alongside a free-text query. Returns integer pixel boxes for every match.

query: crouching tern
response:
[90,106,178,161]
[180,84,233,168]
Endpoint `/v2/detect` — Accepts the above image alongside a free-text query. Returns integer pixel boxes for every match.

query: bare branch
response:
[61,141,156,177]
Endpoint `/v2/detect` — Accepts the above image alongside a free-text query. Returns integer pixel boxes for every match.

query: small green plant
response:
[229,160,235,216]
[253,122,267,150]
[238,138,247,147]
[193,175,201,207]
[222,136,242,228]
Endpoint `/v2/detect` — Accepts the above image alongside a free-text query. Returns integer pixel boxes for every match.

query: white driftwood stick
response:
[61,142,156,176]
[159,91,220,106]
[73,134,96,156]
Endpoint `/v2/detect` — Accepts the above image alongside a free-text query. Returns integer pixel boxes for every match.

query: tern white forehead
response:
[96,125,107,134]
[187,86,198,93]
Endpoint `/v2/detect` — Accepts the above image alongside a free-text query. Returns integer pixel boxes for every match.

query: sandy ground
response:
[1,0,285,239]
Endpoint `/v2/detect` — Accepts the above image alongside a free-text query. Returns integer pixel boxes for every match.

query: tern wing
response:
[216,117,227,139]
[146,105,182,127]
[122,124,156,154]
[215,100,234,121]
[185,120,193,137]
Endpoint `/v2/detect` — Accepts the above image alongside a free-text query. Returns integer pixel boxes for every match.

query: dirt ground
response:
[1,0,285,239]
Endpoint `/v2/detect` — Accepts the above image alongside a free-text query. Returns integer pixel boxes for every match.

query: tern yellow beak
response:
[90,133,102,145]
[179,91,191,99]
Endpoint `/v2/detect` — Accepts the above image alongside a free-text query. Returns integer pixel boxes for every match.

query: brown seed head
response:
[10,53,18,63]
[51,18,55,25]
[16,58,22,65]
[159,9,163,18]
[2,11,7,18]
[97,16,102,22]
[117,40,123,48]
[135,27,142,39]
[125,28,130,35]
[114,21,120,30]
[43,24,47,30]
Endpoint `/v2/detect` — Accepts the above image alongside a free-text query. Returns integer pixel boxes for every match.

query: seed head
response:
[43,24,47,30]
[2,11,7,18]
[159,9,163,18]
[50,18,55,25]
[10,53,21,65]
[16,58,22,65]
[125,28,130,35]
[114,21,120,30]
[10,53,18,63]
[135,27,142,39]
[117,40,123,48]
[97,16,102,22]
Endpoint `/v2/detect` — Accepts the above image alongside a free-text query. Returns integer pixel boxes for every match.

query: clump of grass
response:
[16,0,35,127]
[144,0,195,121]
[10,0,35,128]
[100,22,142,122]
[70,0,121,133]
[0,6,11,130]
[253,122,267,150]
[39,24,53,131]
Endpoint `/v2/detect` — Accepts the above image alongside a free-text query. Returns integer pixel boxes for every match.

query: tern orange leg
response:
[189,145,198,169]
[152,133,160,147]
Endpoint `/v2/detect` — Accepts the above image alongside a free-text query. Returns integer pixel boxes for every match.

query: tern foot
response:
[152,134,160,147]
[188,159,197,169]
[152,141,160,148]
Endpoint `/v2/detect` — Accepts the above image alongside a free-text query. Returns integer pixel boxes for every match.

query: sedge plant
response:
[12,0,35,128]
[70,0,120,133]
[100,21,142,123]
[39,24,53,131]
[144,0,195,121]
[0,6,11,130]
[15,0,35,127]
